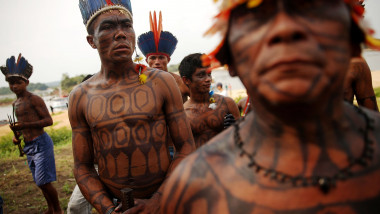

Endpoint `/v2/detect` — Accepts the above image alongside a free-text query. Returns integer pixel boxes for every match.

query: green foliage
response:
[61,73,87,93]
[0,82,49,95]
[234,95,243,104]
[27,82,48,91]
[0,127,71,158]
[168,63,179,73]
[374,87,380,97]
[0,97,14,105]
[0,87,11,95]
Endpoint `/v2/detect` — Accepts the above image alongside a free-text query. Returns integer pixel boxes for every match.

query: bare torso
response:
[163,104,380,213]
[71,69,172,199]
[14,93,50,141]
[184,94,239,147]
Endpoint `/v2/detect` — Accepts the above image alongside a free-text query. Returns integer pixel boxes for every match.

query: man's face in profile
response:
[228,0,352,105]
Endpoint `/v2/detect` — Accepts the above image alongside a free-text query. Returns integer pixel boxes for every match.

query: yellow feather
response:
[139,74,148,84]
[247,0,262,8]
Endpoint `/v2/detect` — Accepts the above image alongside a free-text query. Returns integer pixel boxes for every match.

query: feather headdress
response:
[79,0,133,29]
[204,0,380,66]
[137,11,178,61]
[0,54,33,81]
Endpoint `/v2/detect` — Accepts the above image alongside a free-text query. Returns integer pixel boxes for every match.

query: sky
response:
[0,0,379,88]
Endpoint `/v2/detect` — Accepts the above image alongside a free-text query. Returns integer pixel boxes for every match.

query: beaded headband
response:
[203,0,380,66]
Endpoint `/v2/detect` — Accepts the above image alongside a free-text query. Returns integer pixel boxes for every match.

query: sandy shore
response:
[372,71,380,88]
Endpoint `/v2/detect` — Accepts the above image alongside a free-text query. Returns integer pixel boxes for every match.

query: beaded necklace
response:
[209,90,217,110]
[233,106,375,194]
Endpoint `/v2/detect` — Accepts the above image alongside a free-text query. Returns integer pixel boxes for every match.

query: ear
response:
[182,76,191,86]
[26,80,30,86]
[86,35,97,49]
[167,57,171,63]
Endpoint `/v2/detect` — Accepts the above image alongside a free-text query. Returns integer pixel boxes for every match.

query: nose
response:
[266,12,308,46]
[114,27,127,41]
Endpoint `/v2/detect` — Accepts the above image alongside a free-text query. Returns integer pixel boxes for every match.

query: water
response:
[0,98,68,122]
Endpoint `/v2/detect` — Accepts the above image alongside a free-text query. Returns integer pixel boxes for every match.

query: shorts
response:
[23,132,57,187]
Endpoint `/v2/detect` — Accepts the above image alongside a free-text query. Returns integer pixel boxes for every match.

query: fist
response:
[13,136,21,145]
[224,114,236,129]
[10,122,23,131]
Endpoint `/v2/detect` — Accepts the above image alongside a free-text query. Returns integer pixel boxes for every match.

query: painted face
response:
[7,77,28,95]
[147,55,169,71]
[187,67,212,94]
[228,0,352,105]
[90,10,135,63]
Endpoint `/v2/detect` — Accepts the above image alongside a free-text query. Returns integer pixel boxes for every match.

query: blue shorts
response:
[23,132,57,187]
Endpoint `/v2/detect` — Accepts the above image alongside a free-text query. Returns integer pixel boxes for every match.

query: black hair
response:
[179,53,205,80]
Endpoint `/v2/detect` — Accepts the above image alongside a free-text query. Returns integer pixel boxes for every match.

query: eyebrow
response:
[99,18,132,26]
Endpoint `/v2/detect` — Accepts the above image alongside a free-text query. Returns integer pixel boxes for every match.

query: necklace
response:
[234,106,375,194]
[209,91,217,110]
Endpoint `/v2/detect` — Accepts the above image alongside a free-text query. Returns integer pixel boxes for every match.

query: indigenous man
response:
[71,1,195,214]
[1,54,62,214]
[137,11,190,103]
[162,0,380,213]
[179,53,240,148]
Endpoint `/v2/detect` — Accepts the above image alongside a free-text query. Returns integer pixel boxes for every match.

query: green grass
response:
[0,127,72,159]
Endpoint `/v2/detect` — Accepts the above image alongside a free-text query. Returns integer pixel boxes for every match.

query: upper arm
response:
[350,58,378,111]
[160,73,195,155]
[68,86,94,165]
[31,95,52,124]
[226,97,241,119]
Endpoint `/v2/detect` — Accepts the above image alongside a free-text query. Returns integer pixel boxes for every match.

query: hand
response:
[13,136,21,145]
[115,193,161,214]
[224,114,236,129]
[10,122,24,131]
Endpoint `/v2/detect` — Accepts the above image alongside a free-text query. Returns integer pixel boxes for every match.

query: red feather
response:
[106,0,114,5]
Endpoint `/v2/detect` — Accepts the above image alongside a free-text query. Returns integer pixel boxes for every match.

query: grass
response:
[0,125,76,213]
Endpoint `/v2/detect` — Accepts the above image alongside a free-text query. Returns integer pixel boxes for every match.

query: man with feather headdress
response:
[137,11,190,103]
[70,1,195,213]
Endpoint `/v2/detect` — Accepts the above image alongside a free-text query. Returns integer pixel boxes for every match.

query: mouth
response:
[114,43,130,51]
[263,57,323,75]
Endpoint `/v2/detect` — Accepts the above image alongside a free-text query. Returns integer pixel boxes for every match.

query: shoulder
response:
[29,93,45,104]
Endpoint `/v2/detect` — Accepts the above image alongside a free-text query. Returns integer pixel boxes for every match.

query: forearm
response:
[75,163,115,213]
[23,118,53,129]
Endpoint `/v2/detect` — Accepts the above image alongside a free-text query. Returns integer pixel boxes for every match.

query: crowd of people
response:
[1,0,380,213]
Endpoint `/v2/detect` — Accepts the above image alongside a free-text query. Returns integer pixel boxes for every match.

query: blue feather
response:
[79,0,133,26]
[6,56,15,74]
[137,32,157,56]
[18,58,27,75]
[158,31,178,57]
